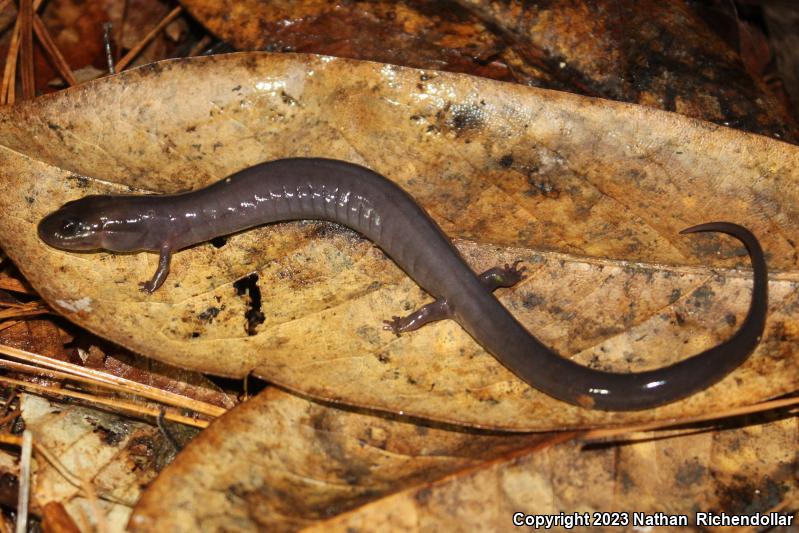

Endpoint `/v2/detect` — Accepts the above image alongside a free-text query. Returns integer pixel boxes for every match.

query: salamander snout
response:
[38,204,103,251]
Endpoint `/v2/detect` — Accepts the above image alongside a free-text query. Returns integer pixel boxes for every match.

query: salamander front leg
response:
[139,244,173,293]
[384,261,527,335]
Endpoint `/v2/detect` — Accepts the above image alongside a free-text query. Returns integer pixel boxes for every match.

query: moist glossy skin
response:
[37,158,768,410]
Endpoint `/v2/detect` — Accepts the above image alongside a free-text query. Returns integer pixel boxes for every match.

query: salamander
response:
[37,158,768,410]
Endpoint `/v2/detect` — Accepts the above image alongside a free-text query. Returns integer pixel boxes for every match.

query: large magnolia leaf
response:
[0,53,796,429]
[129,387,559,532]
[308,411,799,531]
[129,387,798,532]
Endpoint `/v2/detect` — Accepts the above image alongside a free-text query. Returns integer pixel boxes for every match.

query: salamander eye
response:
[60,218,81,236]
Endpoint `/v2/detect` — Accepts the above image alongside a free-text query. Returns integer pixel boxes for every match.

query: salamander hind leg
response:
[479,260,527,290]
[384,300,449,336]
[383,260,527,336]
[139,244,173,293]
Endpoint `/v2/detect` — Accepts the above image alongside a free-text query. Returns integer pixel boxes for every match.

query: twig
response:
[0,343,227,417]
[32,14,77,86]
[103,23,114,74]
[0,301,42,310]
[583,396,799,441]
[0,409,21,427]
[157,409,181,452]
[115,5,182,72]
[0,309,48,320]
[32,441,81,488]
[1,0,48,104]
[18,0,34,100]
[0,304,48,320]
[1,15,22,104]
[15,431,31,533]
[187,35,212,57]
[0,387,17,416]
[0,375,210,428]
[77,458,106,533]
[0,274,33,294]
[0,356,222,427]
[0,434,21,446]
[0,322,19,334]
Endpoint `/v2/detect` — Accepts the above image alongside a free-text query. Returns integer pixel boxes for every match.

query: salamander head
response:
[38,195,153,252]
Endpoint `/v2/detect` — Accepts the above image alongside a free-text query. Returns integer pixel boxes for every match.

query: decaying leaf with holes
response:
[0,395,176,530]
[0,53,796,429]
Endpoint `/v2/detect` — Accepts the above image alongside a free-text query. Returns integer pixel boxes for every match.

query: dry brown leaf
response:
[0,53,796,429]
[763,1,799,122]
[183,0,797,140]
[453,0,797,141]
[307,411,799,531]
[0,318,69,362]
[182,0,518,82]
[129,387,564,532]
[129,387,798,532]
[17,393,171,530]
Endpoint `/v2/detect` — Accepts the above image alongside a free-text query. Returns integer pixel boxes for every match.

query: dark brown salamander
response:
[37,158,768,410]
